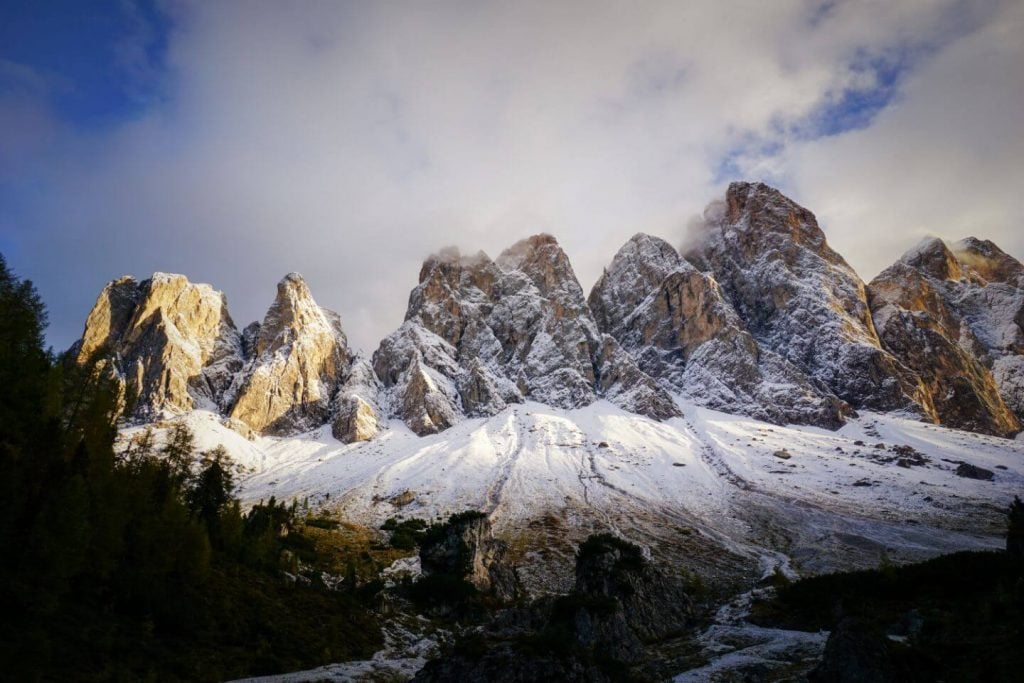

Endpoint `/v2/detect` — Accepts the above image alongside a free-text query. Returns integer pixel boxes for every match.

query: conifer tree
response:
[1008,496,1024,557]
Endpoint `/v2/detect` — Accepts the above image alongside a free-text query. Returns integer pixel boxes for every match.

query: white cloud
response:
[779,0,1024,281]
[2,0,1020,351]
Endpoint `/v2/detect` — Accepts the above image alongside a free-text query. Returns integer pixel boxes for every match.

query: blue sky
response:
[2,0,1021,352]
[0,1,169,127]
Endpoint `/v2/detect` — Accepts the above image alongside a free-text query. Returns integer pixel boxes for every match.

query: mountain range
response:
[76,181,1024,442]
[69,181,1024,677]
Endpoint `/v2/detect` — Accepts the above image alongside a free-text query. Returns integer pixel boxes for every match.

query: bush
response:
[305,516,340,530]
[750,550,1024,682]
[381,517,428,549]
[577,533,646,572]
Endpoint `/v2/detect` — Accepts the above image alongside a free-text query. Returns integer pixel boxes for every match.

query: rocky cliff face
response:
[685,182,934,419]
[76,273,242,418]
[418,512,519,602]
[590,233,851,427]
[331,358,384,443]
[949,238,1024,422]
[373,234,679,435]
[413,533,694,682]
[73,185,1022,442]
[227,273,352,435]
[868,238,1022,436]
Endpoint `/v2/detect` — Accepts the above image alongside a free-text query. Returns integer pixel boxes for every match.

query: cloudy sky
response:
[2,0,1022,353]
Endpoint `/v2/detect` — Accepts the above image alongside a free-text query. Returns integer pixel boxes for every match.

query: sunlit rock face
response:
[685,182,935,420]
[950,238,1024,423]
[373,234,679,435]
[76,273,243,418]
[227,273,352,436]
[868,237,1022,436]
[590,233,851,428]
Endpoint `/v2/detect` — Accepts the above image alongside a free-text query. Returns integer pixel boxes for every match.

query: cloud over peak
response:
[1,0,1021,352]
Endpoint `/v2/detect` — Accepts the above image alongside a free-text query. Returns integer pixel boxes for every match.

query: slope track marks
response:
[483,410,527,517]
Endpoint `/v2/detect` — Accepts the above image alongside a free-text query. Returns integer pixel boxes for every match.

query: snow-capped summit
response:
[72,183,1022,444]
[372,234,679,435]
[954,237,1024,287]
[227,272,352,435]
[590,233,851,427]
[685,182,934,419]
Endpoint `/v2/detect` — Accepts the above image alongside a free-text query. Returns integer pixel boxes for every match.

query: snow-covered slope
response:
[127,399,1024,592]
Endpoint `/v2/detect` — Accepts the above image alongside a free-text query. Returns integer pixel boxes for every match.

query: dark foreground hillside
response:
[751,547,1024,681]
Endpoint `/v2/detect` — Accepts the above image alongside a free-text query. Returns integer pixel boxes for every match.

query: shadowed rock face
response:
[413,534,694,683]
[685,182,934,419]
[419,513,519,602]
[590,233,851,428]
[228,273,352,435]
[76,273,243,418]
[374,234,679,435]
[869,238,1022,436]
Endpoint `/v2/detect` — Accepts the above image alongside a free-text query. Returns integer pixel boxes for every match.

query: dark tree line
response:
[0,254,379,681]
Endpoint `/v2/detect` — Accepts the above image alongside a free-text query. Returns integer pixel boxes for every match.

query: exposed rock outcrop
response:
[685,182,934,419]
[591,233,851,427]
[228,273,352,435]
[572,533,693,644]
[413,533,694,682]
[331,358,383,443]
[868,238,1020,436]
[809,618,909,683]
[949,238,1024,422]
[374,235,679,435]
[419,512,519,602]
[75,273,243,418]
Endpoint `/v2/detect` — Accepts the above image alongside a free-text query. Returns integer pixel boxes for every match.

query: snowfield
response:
[128,398,1024,590]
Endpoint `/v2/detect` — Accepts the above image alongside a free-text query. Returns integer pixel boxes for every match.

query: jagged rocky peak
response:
[953,237,1024,287]
[869,236,1023,434]
[898,236,964,281]
[76,272,242,418]
[950,239,1024,420]
[590,233,851,427]
[373,233,679,436]
[496,232,581,296]
[685,181,934,419]
[405,247,500,348]
[227,272,352,436]
[490,233,602,406]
